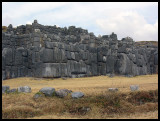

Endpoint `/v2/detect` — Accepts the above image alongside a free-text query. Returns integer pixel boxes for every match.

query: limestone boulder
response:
[39,87,55,96]
[55,89,72,98]
[130,85,139,91]
[17,86,31,93]
[33,93,44,99]
[8,88,17,93]
[2,86,10,93]
[71,92,84,99]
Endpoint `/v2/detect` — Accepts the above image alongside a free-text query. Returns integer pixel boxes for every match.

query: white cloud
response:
[2,2,158,41]
[26,21,32,25]
[3,2,68,18]
[96,11,158,41]
[2,2,69,26]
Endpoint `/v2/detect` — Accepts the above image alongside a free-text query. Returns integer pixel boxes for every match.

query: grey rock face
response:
[2,86,10,93]
[71,92,84,99]
[106,55,115,74]
[116,53,132,75]
[17,86,31,93]
[2,20,158,80]
[56,91,67,98]
[40,48,54,63]
[42,63,61,78]
[2,48,13,66]
[130,85,139,91]
[55,89,72,98]
[39,87,55,96]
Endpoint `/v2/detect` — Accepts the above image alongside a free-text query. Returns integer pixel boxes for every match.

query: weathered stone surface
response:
[39,87,55,96]
[2,86,10,93]
[33,93,44,99]
[17,86,31,93]
[8,88,17,93]
[40,48,54,63]
[2,71,6,80]
[116,53,132,75]
[2,20,158,80]
[55,89,72,98]
[106,55,115,74]
[130,85,139,91]
[2,48,13,66]
[42,63,61,78]
[71,52,75,60]
[154,53,158,65]
[60,63,68,77]
[71,92,84,99]
[45,41,54,49]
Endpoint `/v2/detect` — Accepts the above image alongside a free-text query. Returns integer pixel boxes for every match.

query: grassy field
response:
[2,74,158,119]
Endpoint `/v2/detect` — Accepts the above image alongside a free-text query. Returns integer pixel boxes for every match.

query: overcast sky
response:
[2,2,158,41]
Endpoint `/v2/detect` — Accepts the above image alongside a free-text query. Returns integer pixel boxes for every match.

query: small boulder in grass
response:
[108,88,119,92]
[55,89,72,98]
[71,92,84,99]
[8,88,17,93]
[39,87,55,97]
[2,86,10,94]
[33,92,44,99]
[130,85,139,91]
[18,86,31,93]
[55,90,68,98]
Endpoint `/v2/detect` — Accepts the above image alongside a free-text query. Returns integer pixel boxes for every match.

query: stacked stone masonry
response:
[2,20,158,80]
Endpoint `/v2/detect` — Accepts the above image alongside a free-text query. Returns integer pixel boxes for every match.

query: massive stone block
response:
[106,55,115,74]
[115,53,132,75]
[61,49,67,63]
[2,48,13,66]
[41,63,61,78]
[40,48,54,63]
[98,62,106,75]
[154,53,158,65]
[60,63,68,77]
[2,55,5,70]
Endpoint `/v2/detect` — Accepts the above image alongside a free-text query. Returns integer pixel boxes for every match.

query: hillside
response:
[135,41,158,47]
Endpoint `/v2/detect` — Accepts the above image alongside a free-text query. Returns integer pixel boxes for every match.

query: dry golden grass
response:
[29,110,158,119]
[2,74,158,119]
[2,26,7,32]
[2,74,158,95]
[135,41,158,47]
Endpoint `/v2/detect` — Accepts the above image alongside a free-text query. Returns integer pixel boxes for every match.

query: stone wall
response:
[2,20,158,80]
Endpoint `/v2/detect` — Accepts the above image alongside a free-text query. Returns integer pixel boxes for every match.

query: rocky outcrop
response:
[2,20,158,80]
